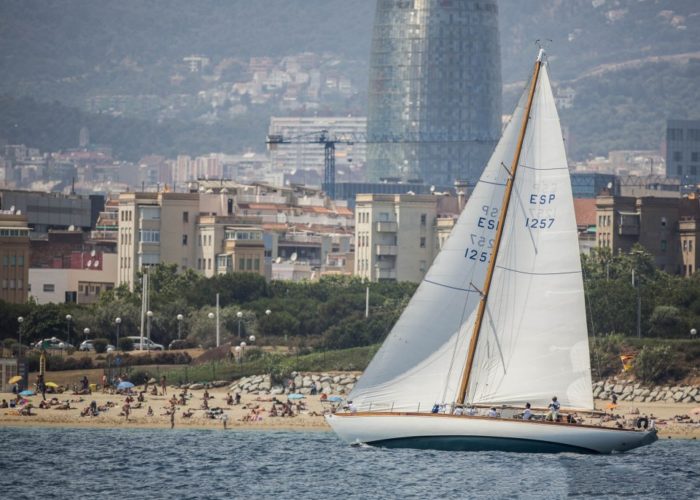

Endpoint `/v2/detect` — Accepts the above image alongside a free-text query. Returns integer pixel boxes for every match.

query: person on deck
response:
[546,396,560,421]
[488,407,498,418]
[522,403,533,420]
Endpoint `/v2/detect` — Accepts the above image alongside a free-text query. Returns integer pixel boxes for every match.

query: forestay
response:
[466,64,593,410]
[348,84,532,412]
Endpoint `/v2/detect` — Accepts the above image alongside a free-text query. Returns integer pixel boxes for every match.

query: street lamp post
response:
[146,311,153,350]
[176,314,184,340]
[17,316,24,359]
[207,312,215,345]
[691,328,697,339]
[234,345,241,365]
[237,311,243,339]
[65,314,72,347]
[115,317,122,351]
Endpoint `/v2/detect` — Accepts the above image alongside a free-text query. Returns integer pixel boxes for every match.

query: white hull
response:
[326,413,657,454]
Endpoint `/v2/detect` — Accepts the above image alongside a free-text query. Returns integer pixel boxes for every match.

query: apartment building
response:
[0,211,30,303]
[354,194,438,283]
[117,192,200,289]
[595,195,700,274]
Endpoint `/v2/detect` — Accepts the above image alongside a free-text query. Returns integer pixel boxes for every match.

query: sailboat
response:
[326,50,658,454]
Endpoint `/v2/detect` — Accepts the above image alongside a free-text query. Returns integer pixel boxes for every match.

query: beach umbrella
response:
[8,375,22,384]
[326,396,343,403]
[19,390,34,397]
[287,393,305,400]
[117,381,135,390]
[45,382,59,388]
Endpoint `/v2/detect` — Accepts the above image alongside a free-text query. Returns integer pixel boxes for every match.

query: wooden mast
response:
[456,50,545,405]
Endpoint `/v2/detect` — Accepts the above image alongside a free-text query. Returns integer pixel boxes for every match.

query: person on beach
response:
[161,376,167,395]
[147,406,154,417]
[170,409,175,429]
[222,413,228,430]
[101,374,108,393]
[37,374,46,401]
[122,402,130,421]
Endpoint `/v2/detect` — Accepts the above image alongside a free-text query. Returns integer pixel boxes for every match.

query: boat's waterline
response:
[326,413,658,454]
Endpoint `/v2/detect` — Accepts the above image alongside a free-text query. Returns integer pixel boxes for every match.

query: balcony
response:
[376,269,397,280]
[375,244,398,256]
[618,213,640,236]
[375,221,397,233]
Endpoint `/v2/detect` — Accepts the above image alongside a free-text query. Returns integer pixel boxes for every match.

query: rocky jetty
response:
[227,372,360,396]
[593,379,700,404]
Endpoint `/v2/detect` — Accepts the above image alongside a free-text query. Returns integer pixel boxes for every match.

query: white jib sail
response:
[348,84,532,412]
[467,64,593,411]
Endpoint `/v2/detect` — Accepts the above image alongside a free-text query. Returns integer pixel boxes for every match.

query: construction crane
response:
[266,129,366,199]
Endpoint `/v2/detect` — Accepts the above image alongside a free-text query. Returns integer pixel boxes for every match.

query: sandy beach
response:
[2,380,699,440]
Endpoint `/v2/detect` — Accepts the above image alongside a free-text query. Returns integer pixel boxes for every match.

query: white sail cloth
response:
[466,65,593,410]
[348,78,531,412]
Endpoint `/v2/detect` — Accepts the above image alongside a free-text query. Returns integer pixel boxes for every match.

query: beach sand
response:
[2,383,699,440]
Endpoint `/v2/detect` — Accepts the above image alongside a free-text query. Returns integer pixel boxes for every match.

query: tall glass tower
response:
[366,0,502,187]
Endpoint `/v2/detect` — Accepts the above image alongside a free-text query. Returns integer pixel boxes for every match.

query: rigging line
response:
[477,179,507,187]
[494,265,580,276]
[519,164,569,171]
[581,259,602,378]
[423,279,478,293]
[510,174,540,254]
[484,306,507,376]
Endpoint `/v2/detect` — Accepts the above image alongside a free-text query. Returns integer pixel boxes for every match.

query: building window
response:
[673,151,682,162]
[17,255,24,267]
[420,237,426,248]
[690,240,694,252]
[17,279,23,290]
[139,230,160,243]
[197,258,202,270]
[9,280,15,289]
[684,240,688,251]
[420,213,427,226]
[239,258,245,270]
[182,234,188,246]
[183,211,189,223]
[208,258,212,270]
[691,165,698,176]
[246,258,253,270]
[692,152,699,162]
[254,258,260,270]
[660,240,667,251]
[419,260,427,272]
[43,284,55,292]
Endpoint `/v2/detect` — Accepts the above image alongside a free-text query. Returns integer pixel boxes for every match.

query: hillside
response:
[1,0,698,160]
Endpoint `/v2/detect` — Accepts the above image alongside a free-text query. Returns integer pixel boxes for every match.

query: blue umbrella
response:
[287,393,305,400]
[117,381,134,390]
[19,390,34,397]
[326,396,343,403]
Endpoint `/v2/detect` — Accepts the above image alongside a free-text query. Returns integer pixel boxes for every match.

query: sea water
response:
[0,427,697,499]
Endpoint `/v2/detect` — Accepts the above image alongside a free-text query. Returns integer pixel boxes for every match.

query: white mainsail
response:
[349,79,533,412]
[466,64,593,410]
